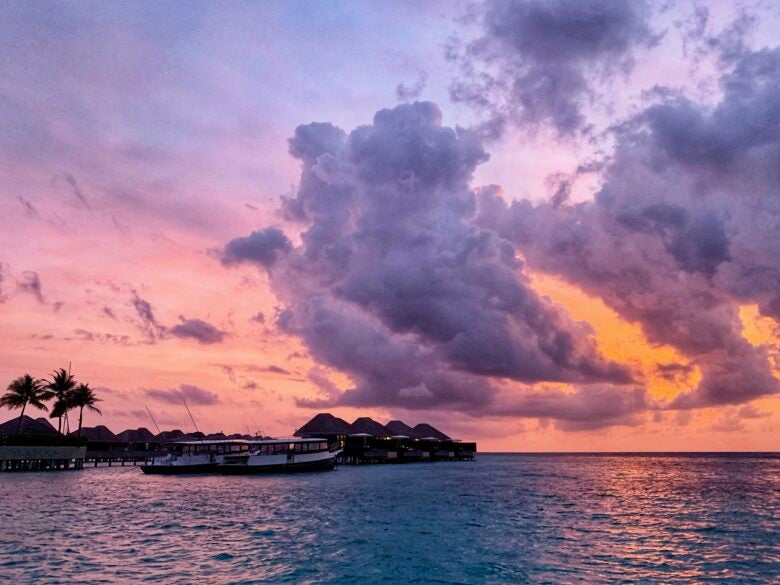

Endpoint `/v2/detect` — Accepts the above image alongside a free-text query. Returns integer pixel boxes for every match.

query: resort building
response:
[294,412,476,464]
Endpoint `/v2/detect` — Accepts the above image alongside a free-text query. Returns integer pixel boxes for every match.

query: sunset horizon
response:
[2,1,779,455]
[3,2,779,583]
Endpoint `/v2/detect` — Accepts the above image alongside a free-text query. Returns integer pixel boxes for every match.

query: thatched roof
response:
[295,412,353,437]
[350,417,392,437]
[71,425,117,442]
[115,427,157,443]
[386,420,415,437]
[0,415,57,435]
[156,429,185,442]
[412,423,450,440]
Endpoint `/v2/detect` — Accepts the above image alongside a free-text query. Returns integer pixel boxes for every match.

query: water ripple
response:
[0,454,778,583]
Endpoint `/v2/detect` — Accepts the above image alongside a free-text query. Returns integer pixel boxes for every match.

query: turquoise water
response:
[1,454,778,584]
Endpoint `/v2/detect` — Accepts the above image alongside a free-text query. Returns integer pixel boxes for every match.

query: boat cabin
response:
[246,438,329,455]
[163,439,252,455]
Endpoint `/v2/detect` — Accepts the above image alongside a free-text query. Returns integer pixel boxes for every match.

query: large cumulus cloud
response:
[479,47,780,409]
[449,0,657,134]
[224,101,638,427]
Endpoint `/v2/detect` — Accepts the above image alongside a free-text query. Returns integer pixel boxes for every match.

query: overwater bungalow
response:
[0,415,87,471]
[293,413,476,464]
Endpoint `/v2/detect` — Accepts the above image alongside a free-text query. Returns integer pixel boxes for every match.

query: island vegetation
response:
[0,368,101,436]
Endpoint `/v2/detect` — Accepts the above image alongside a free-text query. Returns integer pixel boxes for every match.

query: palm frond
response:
[1,374,49,412]
[49,399,68,419]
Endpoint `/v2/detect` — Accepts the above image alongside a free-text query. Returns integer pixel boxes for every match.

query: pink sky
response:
[1,1,779,450]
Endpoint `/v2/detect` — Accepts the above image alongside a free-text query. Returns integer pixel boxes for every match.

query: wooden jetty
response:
[0,434,87,472]
[1,413,476,471]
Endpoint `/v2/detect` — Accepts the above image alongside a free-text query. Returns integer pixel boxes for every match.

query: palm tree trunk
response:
[57,416,62,434]
[78,407,84,437]
[16,401,27,434]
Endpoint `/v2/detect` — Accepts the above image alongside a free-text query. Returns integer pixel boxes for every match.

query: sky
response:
[1,0,779,451]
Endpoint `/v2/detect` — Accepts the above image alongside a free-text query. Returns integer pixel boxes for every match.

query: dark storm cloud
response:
[449,0,657,134]
[169,317,226,344]
[478,46,780,410]
[225,101,634,426]
[146,384,220,406]
[221,227,292,268]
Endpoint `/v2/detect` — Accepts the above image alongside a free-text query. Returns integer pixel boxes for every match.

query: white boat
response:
[140,439,251,475]
[219,438,340,474]
[141,438,340,474]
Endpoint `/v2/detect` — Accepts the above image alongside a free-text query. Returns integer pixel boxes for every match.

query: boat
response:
[140,439,251,474]
[218,438,340,474]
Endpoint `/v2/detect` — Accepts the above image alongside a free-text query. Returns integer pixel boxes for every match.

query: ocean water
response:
[0,454,778,584]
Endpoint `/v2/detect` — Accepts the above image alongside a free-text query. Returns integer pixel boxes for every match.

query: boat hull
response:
[140,462,219,475]
[218,454,338,475]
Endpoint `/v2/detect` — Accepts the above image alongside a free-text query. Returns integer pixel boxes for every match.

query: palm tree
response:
[1,374,53,433]
[69,383,102,436]
[45,368,76,434]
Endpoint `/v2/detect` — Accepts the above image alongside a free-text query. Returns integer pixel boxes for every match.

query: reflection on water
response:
[1,454,778,584]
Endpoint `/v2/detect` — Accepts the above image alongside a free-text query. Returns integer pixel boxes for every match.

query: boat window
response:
[274,444,286,453]
[295,443,303,452]
[320,442,328,450]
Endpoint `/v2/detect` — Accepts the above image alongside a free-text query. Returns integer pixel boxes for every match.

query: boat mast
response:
[181,397,201,436]
[145,404,161,435]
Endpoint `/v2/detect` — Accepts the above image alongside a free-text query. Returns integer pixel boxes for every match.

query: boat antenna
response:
[145,405,161,435]
[181,396,201,435]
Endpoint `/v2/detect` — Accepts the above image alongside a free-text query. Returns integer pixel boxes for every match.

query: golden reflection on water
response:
[0,454,777,583]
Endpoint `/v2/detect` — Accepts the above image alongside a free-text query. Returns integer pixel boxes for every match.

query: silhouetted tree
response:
[1,375,52,433]
[45,368,76,434]
[69,383,102,436]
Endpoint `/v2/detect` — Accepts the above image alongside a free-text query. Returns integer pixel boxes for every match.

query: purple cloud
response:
[224,101,635,427]
[146,384,220,406]
[478,46,780,410]
[221,227,292,268]
[488,385,650,432]
[449,0,657,134]
[169,317,226,344]
[17,270,44,303]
